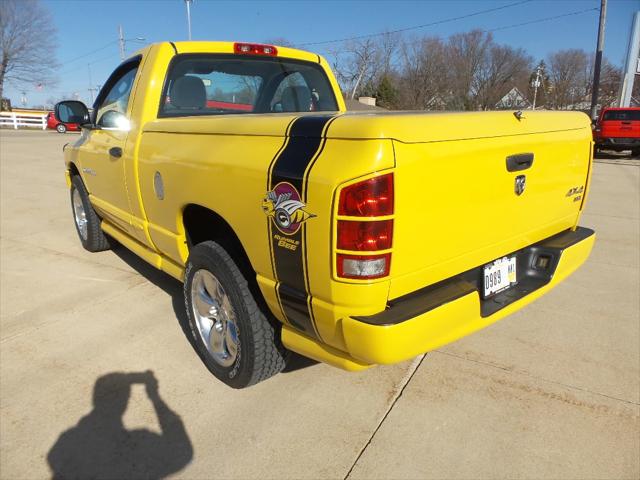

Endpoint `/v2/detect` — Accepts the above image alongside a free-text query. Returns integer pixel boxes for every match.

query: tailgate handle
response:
[506,153,534,172]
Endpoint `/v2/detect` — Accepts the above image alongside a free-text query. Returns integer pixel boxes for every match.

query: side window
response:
[95,65,139,128]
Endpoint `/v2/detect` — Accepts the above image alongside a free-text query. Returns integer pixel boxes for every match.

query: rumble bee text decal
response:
[262,182,315,235]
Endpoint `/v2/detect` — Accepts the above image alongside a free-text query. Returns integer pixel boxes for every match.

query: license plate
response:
[483,256,517,298]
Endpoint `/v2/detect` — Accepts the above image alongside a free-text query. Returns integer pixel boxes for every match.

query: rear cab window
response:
[159,54,338,117]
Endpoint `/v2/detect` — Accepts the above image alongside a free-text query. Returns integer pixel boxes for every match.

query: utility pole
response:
[88,63,94,104]
[590,0,607,121]
[185,0,193,40]
[531,65,543,110]
[118,25,126,60]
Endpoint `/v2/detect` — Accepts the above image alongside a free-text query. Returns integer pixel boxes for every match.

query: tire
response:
[56,123,67,134]
[631,148,640,158]
[70,175,111,252]
[184,241,287,388]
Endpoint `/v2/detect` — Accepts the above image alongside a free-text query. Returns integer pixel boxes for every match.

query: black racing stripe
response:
[300,115,340,337]
[271,115,334,192]
[266,117,298,325]
[268,115,334,337]
[267,117,298,192]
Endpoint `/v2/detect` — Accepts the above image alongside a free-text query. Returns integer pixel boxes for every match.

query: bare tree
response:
[475,45,532,110]
[327,28,623,113]
[377,32,400,77]
[396,36,450,110]
[330,37,385,99]
[0,0,58,99]
[547,49,589,109]
[446,30,493,110]
[598,59,622,108]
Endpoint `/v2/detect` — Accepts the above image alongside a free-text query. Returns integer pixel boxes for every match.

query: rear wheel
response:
[70,175,111,252]
[184,241,287,388]
[631,148,640,158]
[56,123,67,134]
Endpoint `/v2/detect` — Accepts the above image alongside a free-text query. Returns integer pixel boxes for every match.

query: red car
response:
[593,107,640,156]
[46,111,80,134]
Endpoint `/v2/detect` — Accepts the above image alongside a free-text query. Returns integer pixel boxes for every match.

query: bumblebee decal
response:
[262,182,315,235]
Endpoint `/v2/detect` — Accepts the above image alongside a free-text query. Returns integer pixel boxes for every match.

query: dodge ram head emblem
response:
[515,175,526,196]
[262,182,315,234]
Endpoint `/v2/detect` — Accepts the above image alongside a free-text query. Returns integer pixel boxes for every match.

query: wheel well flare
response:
[182,204,254,279]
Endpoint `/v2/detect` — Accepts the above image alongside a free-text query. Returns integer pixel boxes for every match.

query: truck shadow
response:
[111,246,317,373]
[47,370,193,480]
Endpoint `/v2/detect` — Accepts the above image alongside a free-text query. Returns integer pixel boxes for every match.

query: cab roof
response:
[166,41,322,64]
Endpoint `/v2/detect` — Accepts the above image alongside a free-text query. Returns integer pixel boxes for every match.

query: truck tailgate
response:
[389,114,592,300]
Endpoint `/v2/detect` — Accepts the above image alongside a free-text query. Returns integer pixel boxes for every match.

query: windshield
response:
[160,54,339,117]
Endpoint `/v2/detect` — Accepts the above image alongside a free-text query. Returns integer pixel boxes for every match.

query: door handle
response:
[506,153,534,172]
[109,147,122,158]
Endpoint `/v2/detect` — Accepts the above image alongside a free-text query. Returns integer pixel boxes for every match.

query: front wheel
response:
[56,123,67,134]
[184,241,287,388]
[70,175,111,252]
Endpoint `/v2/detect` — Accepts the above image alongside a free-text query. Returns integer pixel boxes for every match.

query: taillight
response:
[337,220,393,251]
[338,173,393,217]
[336,173,394,280]
[234,42,278,56]
[337,253,391,280]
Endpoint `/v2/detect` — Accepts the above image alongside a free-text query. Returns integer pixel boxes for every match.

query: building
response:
[495,87,531,110]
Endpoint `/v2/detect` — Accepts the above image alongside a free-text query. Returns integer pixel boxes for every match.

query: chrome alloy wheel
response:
[72,188,88,240]
[190,269,239,367]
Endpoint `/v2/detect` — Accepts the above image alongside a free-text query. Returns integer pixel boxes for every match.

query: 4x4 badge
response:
[262,182,315,235]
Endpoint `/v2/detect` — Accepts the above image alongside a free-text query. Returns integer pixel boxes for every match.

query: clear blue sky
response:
[6,0,639,108]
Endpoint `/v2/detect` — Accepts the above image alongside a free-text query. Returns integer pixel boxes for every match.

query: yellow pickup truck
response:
[55,41,595,388]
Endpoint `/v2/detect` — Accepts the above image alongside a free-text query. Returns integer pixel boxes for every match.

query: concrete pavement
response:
[1,129,638,479]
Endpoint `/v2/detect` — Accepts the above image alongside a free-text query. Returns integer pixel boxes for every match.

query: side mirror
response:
[54,100,90,127]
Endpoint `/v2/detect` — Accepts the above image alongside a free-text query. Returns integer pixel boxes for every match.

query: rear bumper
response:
[342,227,595,365]
[596,137,640,149]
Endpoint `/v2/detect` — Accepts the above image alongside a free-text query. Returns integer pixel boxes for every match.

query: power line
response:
[58,52,120,76]
[486,7,598,33]
[56,35,145,70]
[58,40,118,66]
[296,0,532,47]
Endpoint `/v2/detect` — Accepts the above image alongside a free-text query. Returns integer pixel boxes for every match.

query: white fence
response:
[0,111,47,130]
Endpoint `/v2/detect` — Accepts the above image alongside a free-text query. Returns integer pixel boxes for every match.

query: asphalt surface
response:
[1,129,638,479]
